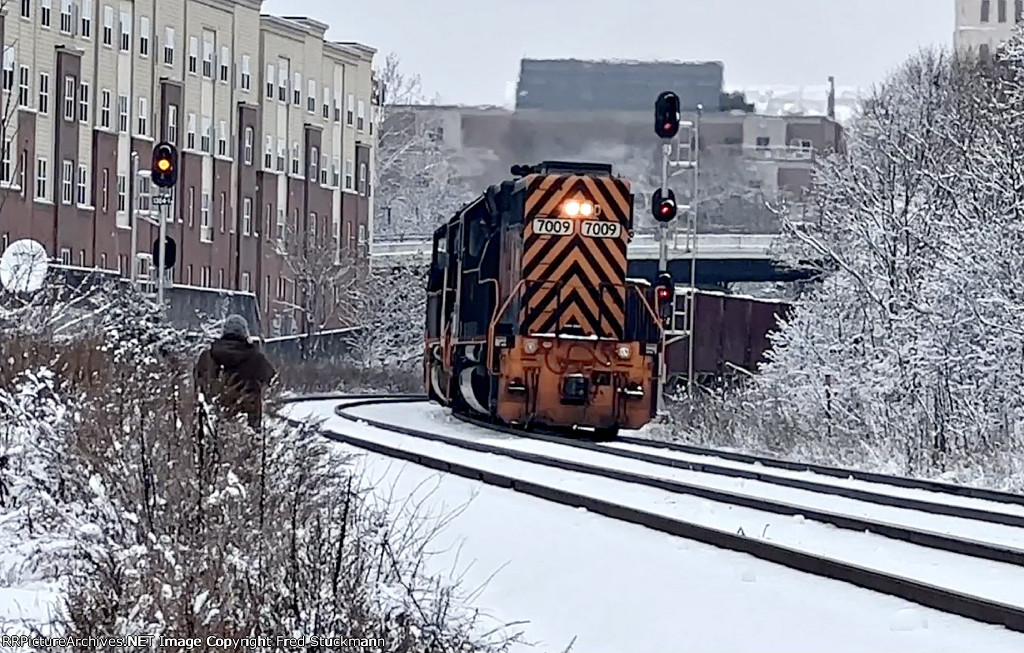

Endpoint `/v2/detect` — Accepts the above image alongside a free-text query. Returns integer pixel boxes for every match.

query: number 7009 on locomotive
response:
[423,161,666,439]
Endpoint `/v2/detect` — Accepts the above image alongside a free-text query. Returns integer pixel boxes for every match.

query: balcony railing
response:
[744,145,817,162]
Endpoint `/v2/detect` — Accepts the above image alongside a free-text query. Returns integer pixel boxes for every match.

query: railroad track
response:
[279,393,1024,633]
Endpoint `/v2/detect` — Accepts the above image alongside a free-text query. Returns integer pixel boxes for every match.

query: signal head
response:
[655,91,681,140]
[151,141,178,188]
[651,188,677,223]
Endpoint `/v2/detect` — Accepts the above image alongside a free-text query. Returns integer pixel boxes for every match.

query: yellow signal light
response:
[156,158,171,172]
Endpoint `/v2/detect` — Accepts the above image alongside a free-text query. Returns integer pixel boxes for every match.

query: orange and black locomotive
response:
[424,161,664,438]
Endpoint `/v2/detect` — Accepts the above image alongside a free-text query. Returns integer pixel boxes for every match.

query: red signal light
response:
[656,287,671,300]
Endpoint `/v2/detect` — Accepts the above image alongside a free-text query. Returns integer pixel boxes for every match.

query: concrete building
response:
[955,0,1024,54]
[515,58,724,112]
[388,104,842,219]
[0,0,376,336]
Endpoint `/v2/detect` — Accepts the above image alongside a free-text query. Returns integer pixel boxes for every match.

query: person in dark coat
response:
[195,314,277,429]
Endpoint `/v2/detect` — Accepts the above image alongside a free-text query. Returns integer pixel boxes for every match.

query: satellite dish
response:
[0,238,49,293]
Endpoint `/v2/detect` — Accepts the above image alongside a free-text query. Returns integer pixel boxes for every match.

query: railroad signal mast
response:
[150,141,178,305]
[653,91,702,408]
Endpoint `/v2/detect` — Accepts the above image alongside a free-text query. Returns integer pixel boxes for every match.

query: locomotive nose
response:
[560,373,589,405]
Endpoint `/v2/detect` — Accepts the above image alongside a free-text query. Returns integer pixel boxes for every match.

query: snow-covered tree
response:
[344,262,427,373]
[683,40,1024,486]
[373,54,474,240]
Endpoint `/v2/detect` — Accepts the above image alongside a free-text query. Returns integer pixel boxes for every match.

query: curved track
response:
[280,393,1024,633]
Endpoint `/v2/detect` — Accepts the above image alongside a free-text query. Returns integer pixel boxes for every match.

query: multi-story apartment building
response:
[955,0,1024,54]
[0,0,376,335]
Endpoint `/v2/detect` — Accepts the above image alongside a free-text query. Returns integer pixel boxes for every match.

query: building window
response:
[200,193,212,241]
[277,64,287,102]
[79,81,89,123]
[101,169,108,212]
[359,163,367,195]
[1017,0,1024,21]
[999,0,1008,22]
[59,248,71,265]
[265,64,274,98]
[38,72,49,114]
[102,5,112,44]
[59,0,72,32]
[276,208,285,240]
[357,100,365,131]
[137,96,148,136]
[164,27,174,65]
[77,250,85,267]
[242,272,251,292]
[81,0,92,36]
[137,176,150,212]
[167,104,178,144]
[320,154,328,186]
[1,143,12,184]
[36,157,48,200]
[116,173,125,212]
[309,146,318,180]
[264,135,272,169]
[17,65,29,107]
[347,94,354,124]
[218,191,226,232]
[240,55,251,90]
[63,76,75,121]
[202,36,213,78]
[200,116,211,152]
[982,0,991,21]
[307,79,316,113]
[217,121,227,156]
[1,50,13,93]
[276,139,285,171]
[292,72,301,106]
[332,158,340,187]
[61,159,73,205]
[77,163,88,205]
[188,36,198,74]
[201,266,210,287]
[40,0,51,26]
[119,10,130,51]
[218,269,224,289]
[291,142,299,175]
[100,89,110,128]
[100,252,107,269]
[80,0,93,36]
[243,127,253,164]
[118,94,128,132]
[21,0,30,19]
[242,197,252,235]
[219,46,229,82]
[139,16,150,56]
[345,159,353,190]
[187,113,196,149]
[187,187,194,226]
[322,87,330,119]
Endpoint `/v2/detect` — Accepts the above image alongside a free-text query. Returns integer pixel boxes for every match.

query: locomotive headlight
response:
[564,200,581,216]
[523,338,539,354]
[562,200,594,217]
[616,344,631,359]
[580,202,593,217]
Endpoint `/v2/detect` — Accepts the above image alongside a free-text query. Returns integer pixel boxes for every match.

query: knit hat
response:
[222,314,250,339]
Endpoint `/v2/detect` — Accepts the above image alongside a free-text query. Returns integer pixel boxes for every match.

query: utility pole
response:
[129,151,139,285]
[686,104,703,397]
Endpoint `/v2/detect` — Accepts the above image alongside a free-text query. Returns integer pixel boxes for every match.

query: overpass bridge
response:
[371,233,817,285]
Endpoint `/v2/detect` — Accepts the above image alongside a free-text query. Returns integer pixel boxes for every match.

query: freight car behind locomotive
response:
[424,161,665,437]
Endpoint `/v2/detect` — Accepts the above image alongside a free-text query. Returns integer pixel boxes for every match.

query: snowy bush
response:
[665,42,1024,491]
[0,281,519,651]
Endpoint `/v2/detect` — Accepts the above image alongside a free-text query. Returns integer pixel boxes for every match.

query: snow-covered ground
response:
[282,399,1024,651]
[0,522,63,634]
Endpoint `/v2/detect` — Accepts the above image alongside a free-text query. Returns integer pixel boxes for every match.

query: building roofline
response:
[280,16,329,37]
[259,14,315,40]
[197,0,261,13]
[334,41,377,59]
[519,57,725,68]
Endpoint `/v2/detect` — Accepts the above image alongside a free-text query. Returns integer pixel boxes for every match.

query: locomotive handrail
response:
[485,279,665,375]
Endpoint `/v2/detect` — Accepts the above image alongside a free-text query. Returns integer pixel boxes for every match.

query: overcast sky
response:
[263,0,954,105]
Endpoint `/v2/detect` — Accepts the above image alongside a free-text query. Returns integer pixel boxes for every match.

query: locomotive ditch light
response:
[616,343,631,359]
[523,338,539,354]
